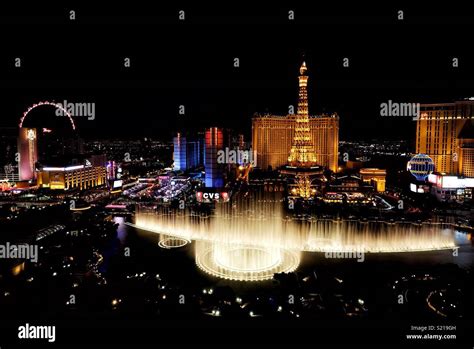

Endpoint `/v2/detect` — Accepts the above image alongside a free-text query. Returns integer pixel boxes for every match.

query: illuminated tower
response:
[281,61,323,199]
[288,61,317,166]
[18,128,38,181]
[205,127,224,188]
[173,133,187,171]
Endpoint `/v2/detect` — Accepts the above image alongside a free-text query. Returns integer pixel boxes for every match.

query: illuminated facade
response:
[252,60,339,174]
[459,146,474,178]
[173,133,202,171]
[252,115,293,171]
[253,115,339,172]
[37,165,106,190]
[282,61,319,199]
[288,61,316,166]
[427,173,474,202]
[360,168,387,192]
[458,120,474,178]
[416,100,474,175]
[173,133,187,171]
[253,115,340,170]
[205,127,224,188]
[310,115,339,172]
[18,128,38,181]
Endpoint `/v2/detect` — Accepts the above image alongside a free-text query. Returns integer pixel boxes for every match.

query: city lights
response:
[1,6,474,345]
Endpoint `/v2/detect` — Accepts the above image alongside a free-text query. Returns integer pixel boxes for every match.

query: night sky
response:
[1,4,474,144]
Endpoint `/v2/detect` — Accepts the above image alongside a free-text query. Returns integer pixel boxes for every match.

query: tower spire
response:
[298,61,308,116]
[281,57,325,200]
[288,60,316,166]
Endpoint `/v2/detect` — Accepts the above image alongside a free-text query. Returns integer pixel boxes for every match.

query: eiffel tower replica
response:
[281,60,324,199]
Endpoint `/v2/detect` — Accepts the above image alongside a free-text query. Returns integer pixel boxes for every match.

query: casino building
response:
[18,128,38,181]
[204,127,224,188]
[416,100,474,175]
[252,62,339,173]
[252,114,339,173]
[173,132,203,171]
[37,164,106,190]
[458,120,474,178]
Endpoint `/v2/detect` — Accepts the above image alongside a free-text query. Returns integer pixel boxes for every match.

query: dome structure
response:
[407,154,435,181]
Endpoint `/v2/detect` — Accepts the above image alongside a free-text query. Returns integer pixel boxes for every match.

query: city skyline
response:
[4,80,474,143]
[1,4,474,347]
[3,5,474,141]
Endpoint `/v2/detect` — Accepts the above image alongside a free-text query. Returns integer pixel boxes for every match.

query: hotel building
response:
[458,121,474,178]
[173,133,202,171]
[205,127,224,188]
[252,112,338,172]
[18,128,38,181]
[416,100,474,175]
[37,165,106,190]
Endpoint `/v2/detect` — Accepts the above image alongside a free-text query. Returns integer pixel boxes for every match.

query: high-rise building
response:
[252,64,339,172]
[18,128,38,181]
[416,100,474,175]
[310,116,339,173]
[188,140,201,168]
[173,133,187,171]
[458,120,474,178]
[252,115,294,171]
[173,133,202,171]
[253,116,339,172]
[205,127,224,188]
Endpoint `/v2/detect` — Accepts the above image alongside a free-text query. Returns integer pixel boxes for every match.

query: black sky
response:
[1,4,474,143]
